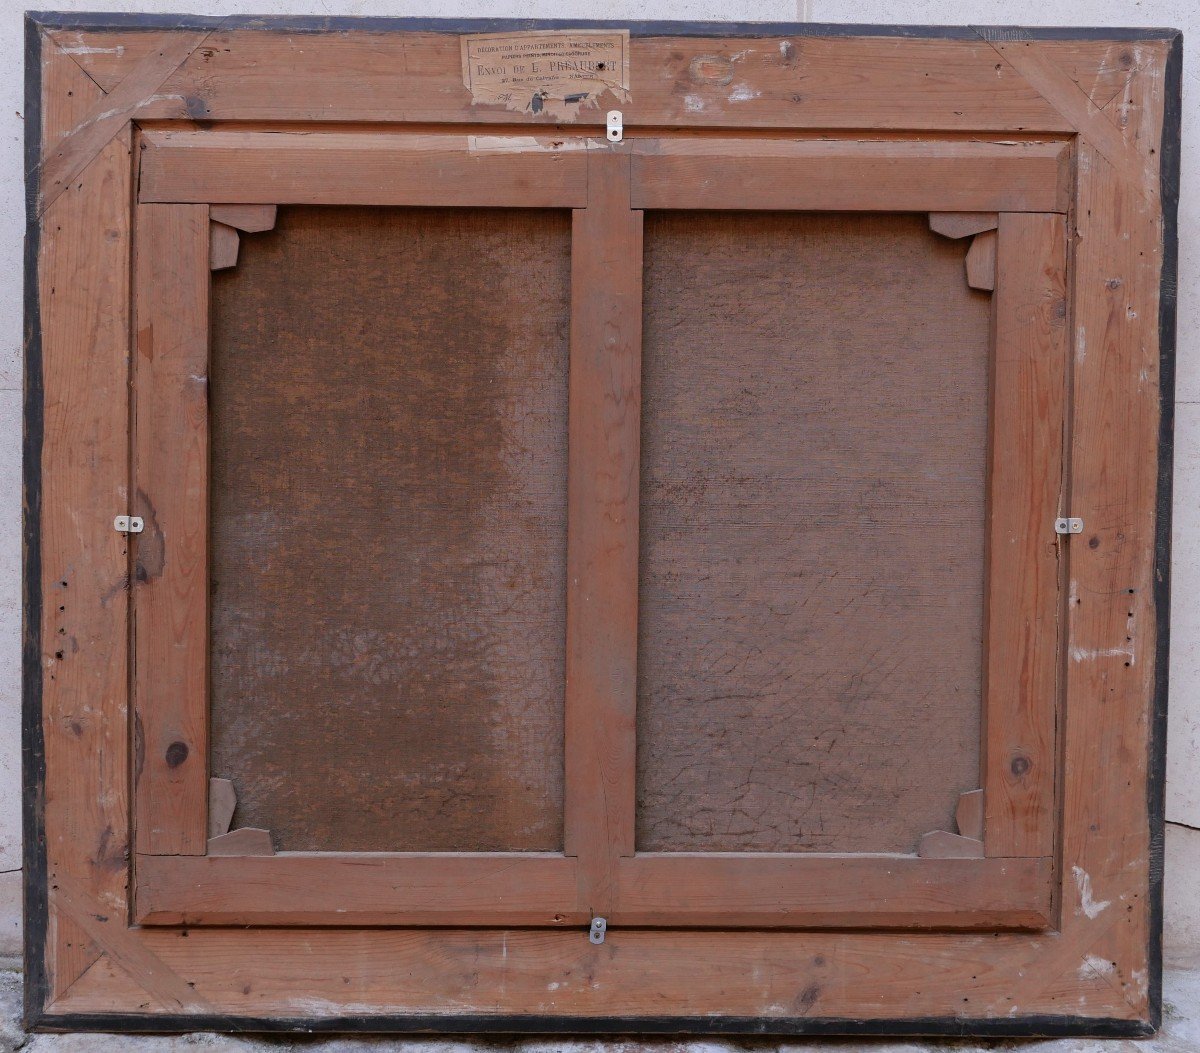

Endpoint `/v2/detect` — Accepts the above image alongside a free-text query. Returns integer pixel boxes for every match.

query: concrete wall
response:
[5,0,1196,966]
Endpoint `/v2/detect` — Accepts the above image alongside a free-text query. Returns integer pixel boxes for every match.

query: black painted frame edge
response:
[1147,24,1183,1040]
[20,12,1181,1039]
[22,10,48,1031]
[24,10,1182,39]
[25,1011,1157,1039]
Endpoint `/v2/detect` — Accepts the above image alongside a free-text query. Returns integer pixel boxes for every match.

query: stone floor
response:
[0,963,1196,1053]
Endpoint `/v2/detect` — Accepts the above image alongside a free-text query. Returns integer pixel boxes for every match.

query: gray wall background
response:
[5,0,1197,968]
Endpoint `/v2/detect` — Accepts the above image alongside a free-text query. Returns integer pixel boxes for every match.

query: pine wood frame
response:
[128,136,1064,932]
[24,15,1179,1037]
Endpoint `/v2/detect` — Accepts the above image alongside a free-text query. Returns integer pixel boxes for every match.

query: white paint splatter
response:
[1070,644,1135,664]
[60,44,125,56]
[1072,865,1112,919]
[466,135,586,153]
[283,997,463,1014]
[70,106,125,133]
[684,94,705,113]
[1081,954,1116,978]
[728,84,761,103]
[1131,967,1150,1000]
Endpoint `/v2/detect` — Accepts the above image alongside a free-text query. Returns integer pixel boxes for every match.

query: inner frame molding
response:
[138,130,1070,211]
[128,140,1064,932]
[26,15,1179,1038]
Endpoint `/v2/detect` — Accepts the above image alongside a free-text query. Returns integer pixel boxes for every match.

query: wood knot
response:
[165,741,189,768]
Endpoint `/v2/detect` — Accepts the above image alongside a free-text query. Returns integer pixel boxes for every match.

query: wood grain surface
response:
[136,852,584,926]
[38,123,135,996]
[139,130,588,207]
[135,850,1047,930]
[133,203,211,855]
[29,21,1174,1031]
[616,853,1048,928]
[562,150,643,912]
[632,138,1069,212]
[65,30,1074,132]
[51,923,1137,1022]
[982,212,1067,857]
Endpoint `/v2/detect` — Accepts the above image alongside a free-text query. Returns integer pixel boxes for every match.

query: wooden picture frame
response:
[24,14,1180,1037]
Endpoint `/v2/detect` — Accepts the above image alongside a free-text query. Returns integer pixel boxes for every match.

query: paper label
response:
[461,30,630,120]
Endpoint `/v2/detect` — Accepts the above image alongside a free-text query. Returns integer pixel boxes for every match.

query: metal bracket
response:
[588,916,607,944]
[1054,517,1084,535]
[114,515,144,535]
[606,111,623,143]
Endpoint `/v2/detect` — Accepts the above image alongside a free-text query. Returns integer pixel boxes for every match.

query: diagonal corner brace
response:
[37,30,212,214]
[970,26,1160,205]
